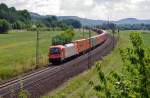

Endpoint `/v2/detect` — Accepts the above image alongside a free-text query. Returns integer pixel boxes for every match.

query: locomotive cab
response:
[48,45,64,63]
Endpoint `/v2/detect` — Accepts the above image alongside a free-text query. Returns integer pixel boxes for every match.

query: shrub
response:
[52,28,75,45]
[12,21,25,29]
[92,32,150,98]
[0,19,10,34]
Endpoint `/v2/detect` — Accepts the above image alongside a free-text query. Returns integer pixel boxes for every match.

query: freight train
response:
[48,29,108,64]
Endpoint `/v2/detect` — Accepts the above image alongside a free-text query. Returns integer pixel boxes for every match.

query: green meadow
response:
[0,29,96,80]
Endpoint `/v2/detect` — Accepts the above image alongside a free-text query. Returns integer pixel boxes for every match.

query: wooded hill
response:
[0,3,82,33]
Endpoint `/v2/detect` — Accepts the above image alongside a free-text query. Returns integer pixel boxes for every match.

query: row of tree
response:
[95,23,150,31]
[118,24,150,30]
[40,16,82,30]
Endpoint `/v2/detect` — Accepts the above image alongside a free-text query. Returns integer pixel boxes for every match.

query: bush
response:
[92,32,150,98]
[12,21,25,29]
[52,28,75,45]
[0,19,10,34]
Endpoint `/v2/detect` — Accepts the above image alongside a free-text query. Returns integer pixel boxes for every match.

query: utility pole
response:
[36,28,40,69]
[83,27,85,38]
[108,16,115,49]
[88,28,92,69]
[108,16,110,26]
[118,28,120,39]
[51,29,53,45]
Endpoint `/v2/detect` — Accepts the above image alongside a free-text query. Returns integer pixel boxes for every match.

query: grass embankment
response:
[43,30,150,98]
[0,29,96,80]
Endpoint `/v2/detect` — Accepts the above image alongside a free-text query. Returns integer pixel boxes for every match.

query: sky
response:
[0,0,150,20]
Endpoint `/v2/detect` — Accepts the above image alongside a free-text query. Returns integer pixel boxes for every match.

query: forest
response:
[0,3,82,34]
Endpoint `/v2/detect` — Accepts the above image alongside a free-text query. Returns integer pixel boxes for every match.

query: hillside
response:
[1,3,150,28]
[30,12,150,26]
[114,18,150,24]
[30,13,105,26]
[58,16,105,26]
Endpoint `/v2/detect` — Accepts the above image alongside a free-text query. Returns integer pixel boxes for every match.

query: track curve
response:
[0,34,117,98]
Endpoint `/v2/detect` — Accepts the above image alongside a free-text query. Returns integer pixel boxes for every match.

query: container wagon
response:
[48,29,108,64]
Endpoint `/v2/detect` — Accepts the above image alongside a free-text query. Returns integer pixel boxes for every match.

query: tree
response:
[108,23,117,33]
[91,32,150,98]
[18,10,31,21]
[44,16,58,30]
[0,3,31,29]
[0,19,10,34]
[52,28,75,45]
[12,20,25,29]
[57,21,68,30]
[62,19,82,28]
[101,23,109,30]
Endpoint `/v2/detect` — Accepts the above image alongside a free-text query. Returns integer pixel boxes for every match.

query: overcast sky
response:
[0,0,150,20]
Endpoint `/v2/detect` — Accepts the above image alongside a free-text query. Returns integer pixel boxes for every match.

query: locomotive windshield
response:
[50,48,60,54]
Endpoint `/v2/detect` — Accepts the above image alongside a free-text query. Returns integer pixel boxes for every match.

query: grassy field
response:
[0,29,96,80]
[43,30,150,98]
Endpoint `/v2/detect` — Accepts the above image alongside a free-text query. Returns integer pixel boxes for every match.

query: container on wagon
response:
[64,43,78,58]
[100,32,107,42]
[96,35,102,45]
[90,36,97,47]
[73,39,88,53]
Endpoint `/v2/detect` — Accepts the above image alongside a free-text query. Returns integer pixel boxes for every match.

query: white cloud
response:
[0,0,150,20]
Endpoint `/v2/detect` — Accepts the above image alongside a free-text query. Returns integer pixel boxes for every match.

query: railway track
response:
[0,34,117,98]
